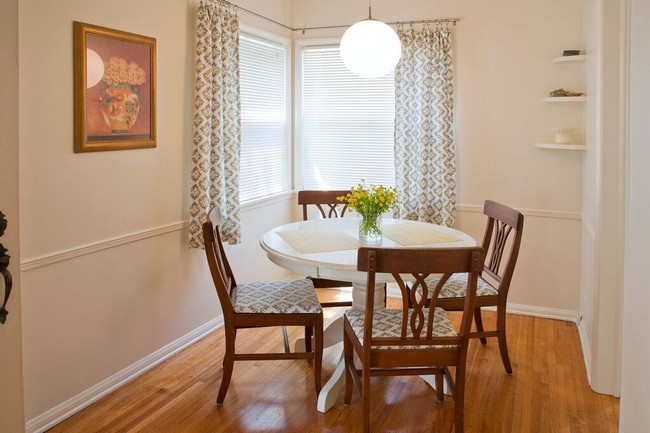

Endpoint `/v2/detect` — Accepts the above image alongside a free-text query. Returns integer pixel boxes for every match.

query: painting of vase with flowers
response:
[74,22,156,152]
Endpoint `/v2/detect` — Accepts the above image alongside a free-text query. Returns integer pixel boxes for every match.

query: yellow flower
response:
[337,180,398,216]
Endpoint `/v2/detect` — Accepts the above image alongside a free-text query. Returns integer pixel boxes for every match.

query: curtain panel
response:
[394,26,456,227]
[189,3,242,247]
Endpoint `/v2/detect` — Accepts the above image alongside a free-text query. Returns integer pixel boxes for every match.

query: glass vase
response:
[359,213,382,244]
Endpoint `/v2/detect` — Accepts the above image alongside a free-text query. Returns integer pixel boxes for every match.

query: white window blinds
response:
[239,33,289,203]
[300,45,396,190]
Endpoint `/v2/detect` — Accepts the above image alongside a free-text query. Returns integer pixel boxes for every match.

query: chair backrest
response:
[357,247,485,349]
[298,190,350,220]
[202,206,238,320]
[480,200,524,295]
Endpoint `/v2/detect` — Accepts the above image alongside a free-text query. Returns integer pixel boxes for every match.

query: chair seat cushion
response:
[344,308,458,349]
[423,273,498,299]
[234,279,322,314]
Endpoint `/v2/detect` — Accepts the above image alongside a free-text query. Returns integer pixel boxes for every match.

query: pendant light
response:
[340,0,402,78]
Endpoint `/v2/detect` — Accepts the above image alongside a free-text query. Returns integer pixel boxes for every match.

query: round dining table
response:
[260,217,476,412]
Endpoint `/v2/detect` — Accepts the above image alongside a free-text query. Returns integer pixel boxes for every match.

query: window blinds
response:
[239,33,289,203]
[301,45,396,190]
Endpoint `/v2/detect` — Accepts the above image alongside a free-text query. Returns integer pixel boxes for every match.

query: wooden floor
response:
[49,290,619,433]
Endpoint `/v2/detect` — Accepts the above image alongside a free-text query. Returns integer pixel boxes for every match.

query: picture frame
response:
[73,22,156,152]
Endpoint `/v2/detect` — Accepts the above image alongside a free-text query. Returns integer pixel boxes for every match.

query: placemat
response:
[277,229,359,254]
[383,222,462,246]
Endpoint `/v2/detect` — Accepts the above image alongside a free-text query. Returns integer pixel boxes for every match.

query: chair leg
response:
[343,328,353,405]
[217,328,236,405]
[474,307,488,346]
[435,369,444,403]
[362,362,371,433]
[281,326,291,353]
[496,306,513,375]
[305,325,313,354]
[314,315,323,394]
[454,363,466,433]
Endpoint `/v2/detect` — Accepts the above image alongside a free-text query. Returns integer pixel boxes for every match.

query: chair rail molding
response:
[456,204,581,221]
[21,221,189,272]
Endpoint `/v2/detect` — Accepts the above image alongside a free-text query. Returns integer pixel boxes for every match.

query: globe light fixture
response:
[340,1,402,78]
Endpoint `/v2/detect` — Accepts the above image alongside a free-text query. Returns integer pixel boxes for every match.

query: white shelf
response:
[552,55,586,64]
[544,96,586,103]
[535,143,586,151]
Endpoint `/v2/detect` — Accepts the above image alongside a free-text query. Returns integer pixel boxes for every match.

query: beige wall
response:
[0,0,26,431]
[17,0,594,429]
[18,0,294,427]
[293,0,585,313]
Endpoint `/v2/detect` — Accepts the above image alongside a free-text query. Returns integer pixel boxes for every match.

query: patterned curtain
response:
[189,2,241,247]
[393,25,456,226]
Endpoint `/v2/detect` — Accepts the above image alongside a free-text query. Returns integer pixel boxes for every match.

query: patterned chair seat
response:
[344,308,458,349]
[422,273,498,299]
[234,279,322,314]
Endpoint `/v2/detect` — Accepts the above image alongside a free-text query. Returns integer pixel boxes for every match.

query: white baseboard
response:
[577,316,593,386]
[26,316,224,433]
[386,287,580,322]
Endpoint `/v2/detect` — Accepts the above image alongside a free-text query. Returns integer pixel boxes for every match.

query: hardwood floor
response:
[48,290,619,432]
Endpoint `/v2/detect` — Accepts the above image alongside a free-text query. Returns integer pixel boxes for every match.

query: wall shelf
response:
[552,55,586,64]
[544,96,586,103]
[535,143,586,151]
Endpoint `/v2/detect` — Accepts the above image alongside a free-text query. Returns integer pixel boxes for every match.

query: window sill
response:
[241,191,296,212]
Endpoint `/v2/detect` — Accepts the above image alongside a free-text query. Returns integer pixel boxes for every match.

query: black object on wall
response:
[0,211,12,324]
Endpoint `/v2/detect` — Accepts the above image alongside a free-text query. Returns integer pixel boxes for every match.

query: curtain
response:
[189,2,241,247]
[394,25,456,227]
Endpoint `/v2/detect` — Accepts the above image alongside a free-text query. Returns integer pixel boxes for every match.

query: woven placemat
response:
[383,222,462,246]
[277,229,359,254]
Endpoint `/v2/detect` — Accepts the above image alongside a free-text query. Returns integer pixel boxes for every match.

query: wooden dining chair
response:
[343,246,485,433]
[297,190,356,308]
[419,200,524,374]
[202,206,323,404]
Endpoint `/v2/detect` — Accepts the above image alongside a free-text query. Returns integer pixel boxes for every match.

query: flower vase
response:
[99,86,140,133]
[359,213,382,244]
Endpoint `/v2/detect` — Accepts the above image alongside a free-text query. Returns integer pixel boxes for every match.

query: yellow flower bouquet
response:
[337,181,398,243]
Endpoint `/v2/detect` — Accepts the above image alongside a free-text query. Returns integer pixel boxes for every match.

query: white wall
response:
[581,0,625,395]
[18,0,294,429]
[0,0,26,431]
[293,0,585,317]
[620,0,650,430]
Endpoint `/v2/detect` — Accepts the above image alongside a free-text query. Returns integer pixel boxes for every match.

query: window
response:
[239,31,290,203]
[299,43,396,190]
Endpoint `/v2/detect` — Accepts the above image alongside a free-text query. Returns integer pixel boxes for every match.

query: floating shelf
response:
[544,96,586,103]
[535,143,586,151]
[552,55,586,64]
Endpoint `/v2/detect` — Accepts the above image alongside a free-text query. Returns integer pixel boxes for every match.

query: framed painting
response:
[74,22,156,152]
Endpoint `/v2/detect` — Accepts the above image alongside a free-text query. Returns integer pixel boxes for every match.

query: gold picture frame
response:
[74,22,156,152]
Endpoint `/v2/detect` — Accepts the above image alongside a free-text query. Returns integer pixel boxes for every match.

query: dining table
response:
[260,217,476,412]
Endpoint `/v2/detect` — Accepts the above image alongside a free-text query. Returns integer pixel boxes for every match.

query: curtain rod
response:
[203,0,460,33]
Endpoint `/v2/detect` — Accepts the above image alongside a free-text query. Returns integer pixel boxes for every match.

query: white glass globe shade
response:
[340,19,402,78]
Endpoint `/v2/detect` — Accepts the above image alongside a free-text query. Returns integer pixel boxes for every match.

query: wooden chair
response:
[343,246,485,433]
[298,190,355,308]
[420,200,524,374]
[202,206,323,404]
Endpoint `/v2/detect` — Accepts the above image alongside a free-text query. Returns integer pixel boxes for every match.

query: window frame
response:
[239,25,292,208]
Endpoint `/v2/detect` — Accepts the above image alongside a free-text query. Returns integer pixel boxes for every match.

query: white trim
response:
[385,287,580,322]
[25,316,224,433]
[456,204,582,221]
[241,191,296,212]
[21,192,297,272]
[21,221,188,271]
[577,316,593,387]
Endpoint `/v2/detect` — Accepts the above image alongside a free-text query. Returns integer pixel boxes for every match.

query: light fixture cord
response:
[368,0,372,19]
